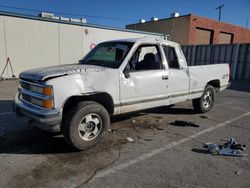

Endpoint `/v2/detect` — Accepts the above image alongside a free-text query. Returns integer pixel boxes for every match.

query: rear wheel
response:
[62,101,110,150]
[192,85,216,113]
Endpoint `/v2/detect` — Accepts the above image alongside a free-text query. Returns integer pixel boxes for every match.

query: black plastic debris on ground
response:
[170,120,199,128]
[200,115,208,119]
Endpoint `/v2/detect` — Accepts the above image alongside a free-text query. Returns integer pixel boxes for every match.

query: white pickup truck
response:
[14,37,230,150]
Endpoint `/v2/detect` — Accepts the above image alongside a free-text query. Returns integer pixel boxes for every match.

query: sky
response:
[0,0,249,29]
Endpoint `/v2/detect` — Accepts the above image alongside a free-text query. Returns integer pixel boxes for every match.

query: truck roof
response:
[105,37,179,46]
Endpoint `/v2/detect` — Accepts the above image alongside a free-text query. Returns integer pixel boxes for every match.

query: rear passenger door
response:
[162,45,189,103]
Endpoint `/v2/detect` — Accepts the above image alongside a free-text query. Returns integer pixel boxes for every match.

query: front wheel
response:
[192,85,216,113]
[62,101,110,150]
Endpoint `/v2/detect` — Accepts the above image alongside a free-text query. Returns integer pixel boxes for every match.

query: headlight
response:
[30,97,43,106]
[30,85,43,94]
[30,97,54,109]
[30,85,53,96]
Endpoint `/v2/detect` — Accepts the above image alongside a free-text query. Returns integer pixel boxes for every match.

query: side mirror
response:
[123,67,130,79]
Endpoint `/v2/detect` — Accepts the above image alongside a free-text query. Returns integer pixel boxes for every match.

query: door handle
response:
[162,75,169,80]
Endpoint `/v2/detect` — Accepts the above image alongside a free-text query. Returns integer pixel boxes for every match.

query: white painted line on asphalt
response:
[0,111,14,116]
[216,104,247,112]
[91,111,250,181]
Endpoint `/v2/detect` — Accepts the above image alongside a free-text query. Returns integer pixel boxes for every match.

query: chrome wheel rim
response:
[78,113,102,141]
[202,90,213,108]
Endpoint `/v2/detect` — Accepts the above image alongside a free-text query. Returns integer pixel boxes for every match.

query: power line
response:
[0,5,137,21]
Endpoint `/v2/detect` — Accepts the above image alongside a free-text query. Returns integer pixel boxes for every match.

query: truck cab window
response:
[128,45,162,71]
[163,46,180,69]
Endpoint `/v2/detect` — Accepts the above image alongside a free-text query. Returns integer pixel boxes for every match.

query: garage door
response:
[218,32,233,44]
[195,28,213,45]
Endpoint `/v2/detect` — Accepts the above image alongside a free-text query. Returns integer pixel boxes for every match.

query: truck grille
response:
[21,93,31,103]
[19,79,53,109]
[20,81,31,90]
[19,80,37,105]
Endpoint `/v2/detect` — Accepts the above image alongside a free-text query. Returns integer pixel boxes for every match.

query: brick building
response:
[126,14,250,45]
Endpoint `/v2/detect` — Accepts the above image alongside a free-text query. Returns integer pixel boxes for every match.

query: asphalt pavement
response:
[0,80,250,188]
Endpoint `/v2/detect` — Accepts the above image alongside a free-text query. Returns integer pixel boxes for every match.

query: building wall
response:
[126,16,191,45]
[0,13,160,78]
[127,14,250,45]
[189,15,250,45]
[0,16,6,75]
[2,16,60,78]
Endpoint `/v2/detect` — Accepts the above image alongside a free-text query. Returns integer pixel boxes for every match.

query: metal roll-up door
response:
[195,28,213,45]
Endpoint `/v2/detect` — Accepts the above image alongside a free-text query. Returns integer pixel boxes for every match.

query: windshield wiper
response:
[81,60,107,67]
[78,59,84,64]
[79,59,94,65]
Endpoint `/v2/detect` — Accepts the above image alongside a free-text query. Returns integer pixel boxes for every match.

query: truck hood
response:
[19,64,106,81]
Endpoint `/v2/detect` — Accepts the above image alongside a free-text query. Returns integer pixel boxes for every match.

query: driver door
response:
[119,43,170,113]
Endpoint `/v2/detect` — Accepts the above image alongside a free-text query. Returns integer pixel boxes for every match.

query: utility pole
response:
[215,4,224,21]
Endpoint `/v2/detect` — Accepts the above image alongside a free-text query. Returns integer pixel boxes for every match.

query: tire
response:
[192,85,216,113]
[62,101,110,150]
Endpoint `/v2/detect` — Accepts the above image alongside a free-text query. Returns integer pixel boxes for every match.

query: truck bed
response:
[189,64,230,93]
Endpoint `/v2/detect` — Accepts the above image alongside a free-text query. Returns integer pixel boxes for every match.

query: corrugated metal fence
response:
[181,43,250,80]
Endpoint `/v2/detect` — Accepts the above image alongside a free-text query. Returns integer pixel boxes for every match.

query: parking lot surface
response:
[0,80,250,188]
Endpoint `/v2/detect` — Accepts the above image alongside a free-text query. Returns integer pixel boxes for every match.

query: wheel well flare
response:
[62,93,114,116]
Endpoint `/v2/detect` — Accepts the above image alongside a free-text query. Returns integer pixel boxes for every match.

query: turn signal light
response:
[43,99,53,109]
[43,87,53,96]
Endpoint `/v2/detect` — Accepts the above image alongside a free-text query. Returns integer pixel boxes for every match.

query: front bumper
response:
[13,93,62,132]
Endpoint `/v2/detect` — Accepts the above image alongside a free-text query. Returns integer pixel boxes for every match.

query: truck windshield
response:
[80,41,134,68]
